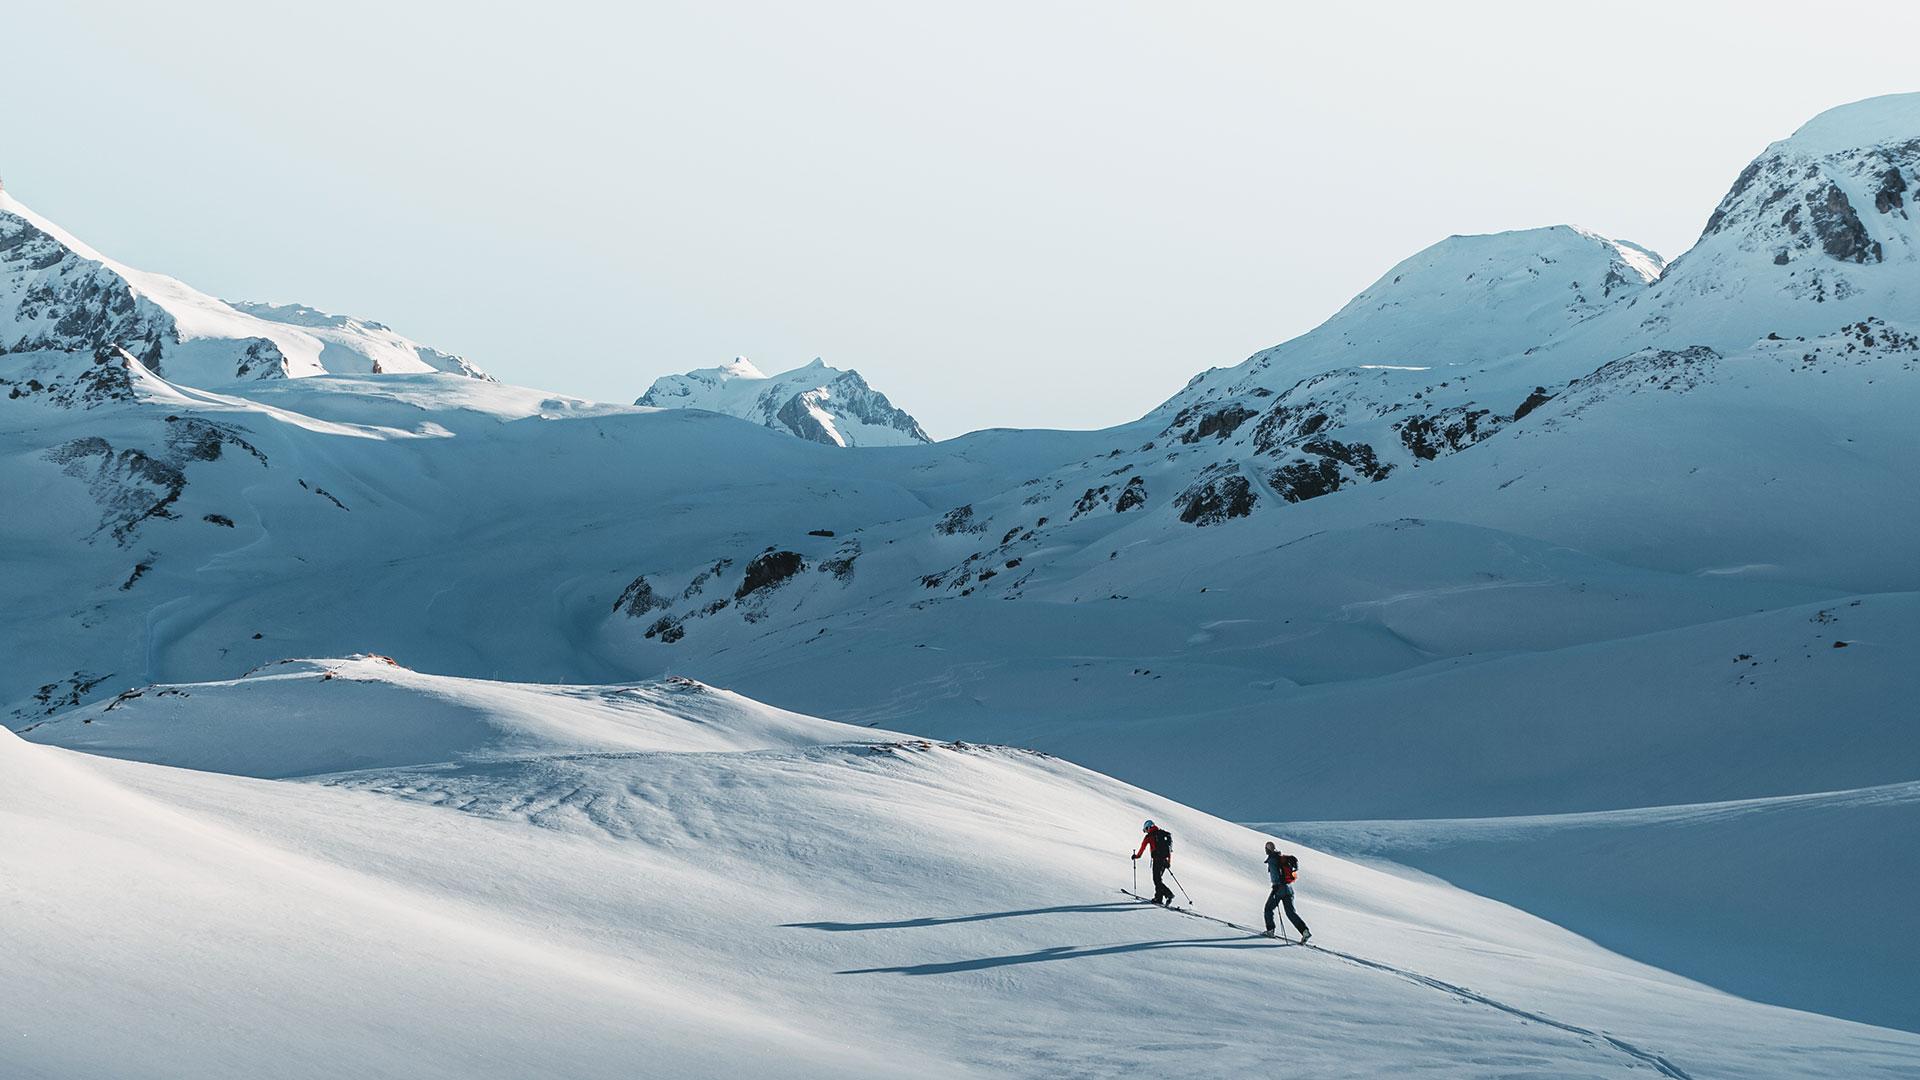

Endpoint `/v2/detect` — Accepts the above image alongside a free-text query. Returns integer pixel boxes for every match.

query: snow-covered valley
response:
[5,93,1919,1077]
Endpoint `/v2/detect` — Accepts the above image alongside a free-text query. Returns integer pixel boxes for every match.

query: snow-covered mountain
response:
[0,188,488,384]
[638,356,932,446]
[6,92,1920,1067]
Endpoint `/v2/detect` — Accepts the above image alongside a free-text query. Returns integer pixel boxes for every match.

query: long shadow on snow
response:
[840,936,1282,975]
[787,902,1143,931]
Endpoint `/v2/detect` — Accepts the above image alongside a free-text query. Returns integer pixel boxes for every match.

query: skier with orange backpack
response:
[1263,840,1311,942]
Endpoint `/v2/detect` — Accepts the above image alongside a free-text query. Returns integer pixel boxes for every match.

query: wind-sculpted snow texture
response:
[11,660,1919,1078]
[6,94,1920,1053]
[638,355,932,446]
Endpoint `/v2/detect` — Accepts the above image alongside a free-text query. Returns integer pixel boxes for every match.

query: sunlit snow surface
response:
[11,658,1919,1079]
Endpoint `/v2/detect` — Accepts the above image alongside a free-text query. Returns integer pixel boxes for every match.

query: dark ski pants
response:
[1266,884,1309,935]
[1151,860,1174,904]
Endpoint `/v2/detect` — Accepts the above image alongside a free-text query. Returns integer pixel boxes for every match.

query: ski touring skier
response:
[1263,841,1311,943]
[1133,820,1175,905]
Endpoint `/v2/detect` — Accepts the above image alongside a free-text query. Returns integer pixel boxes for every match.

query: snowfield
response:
[10,658,1919,1079]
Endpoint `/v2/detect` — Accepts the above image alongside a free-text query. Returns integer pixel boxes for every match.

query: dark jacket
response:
[1266,850,1291,887]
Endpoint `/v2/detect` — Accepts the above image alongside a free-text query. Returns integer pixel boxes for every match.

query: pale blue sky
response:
[6,1,1915,436]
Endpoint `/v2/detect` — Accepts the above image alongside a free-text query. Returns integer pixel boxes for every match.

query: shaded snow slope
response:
[12,665,1918,1079]
[0,189,487,384]
[1275,780,1920,1032]
[638,356,932,446]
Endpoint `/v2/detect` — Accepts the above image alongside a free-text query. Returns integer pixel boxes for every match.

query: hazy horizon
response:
[5,1,1916,437]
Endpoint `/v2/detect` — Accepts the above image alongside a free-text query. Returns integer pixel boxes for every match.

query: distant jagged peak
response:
[718,355,769,380]
[637,356,932,447]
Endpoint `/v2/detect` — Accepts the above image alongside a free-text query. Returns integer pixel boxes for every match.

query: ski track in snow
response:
[1122,891,1694,1080]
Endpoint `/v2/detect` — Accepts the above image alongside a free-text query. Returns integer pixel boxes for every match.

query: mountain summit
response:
[0,188,488,385]
[637,357,932,446]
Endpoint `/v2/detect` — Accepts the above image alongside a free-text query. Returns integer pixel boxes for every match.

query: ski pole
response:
[1167,869,1193,906]
[1131,856,1138,895]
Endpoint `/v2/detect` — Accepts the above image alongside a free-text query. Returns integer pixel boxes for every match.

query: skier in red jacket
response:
[1133,820,1175,905]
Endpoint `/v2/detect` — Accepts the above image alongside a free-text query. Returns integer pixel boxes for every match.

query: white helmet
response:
[1142,819,1155,832]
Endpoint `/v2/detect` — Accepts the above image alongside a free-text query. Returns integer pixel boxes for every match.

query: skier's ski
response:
[1120,890,1287,941]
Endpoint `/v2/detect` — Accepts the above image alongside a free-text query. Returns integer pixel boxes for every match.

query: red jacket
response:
[1135,827,1171,862]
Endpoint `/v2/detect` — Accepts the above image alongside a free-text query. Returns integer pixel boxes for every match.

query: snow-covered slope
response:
[0,188,487,384]
[11,662,1916,1079]
[1276,779,1920,1034]
[227,300,490,380]
[1168,223,1664,408]
[638,356,932,446]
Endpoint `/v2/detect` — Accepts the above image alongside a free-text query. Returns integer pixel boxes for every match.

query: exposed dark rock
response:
[1874,167,1907,214]
[807,529,836,537]
[1114,476,1147,512]
[682,558,733,599]
[233,338,286,380]
[1,210,175,362]
[821,540,860,581]
[1807,183,1882,264]
[1303,437,1393,482]
[1175,471,1256,525]
[735,550,806,598]
[1704,160,1765,235]
[644,614,685,643]
[1175,403,1258,444]
[1071,486,1110,519]
[20,671,114,718]
[1271,456,1343,503]
[613,575,671,616]
[46,437,188,544]
[934,504,985,536]
[203,513,235,528]
[1512,386,1554,421]
[120,557,154,591]
[1396,408,1497,461]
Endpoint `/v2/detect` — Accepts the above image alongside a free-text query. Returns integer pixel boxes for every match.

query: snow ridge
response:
[638,356,932,446]
[0,188,489,385]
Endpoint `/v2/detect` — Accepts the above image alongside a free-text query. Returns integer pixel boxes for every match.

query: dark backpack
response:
[1280,853,1299,884]
[1150,828,1172,860]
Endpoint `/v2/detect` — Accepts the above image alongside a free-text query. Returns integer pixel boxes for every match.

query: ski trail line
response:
[1122,891,1693,1080]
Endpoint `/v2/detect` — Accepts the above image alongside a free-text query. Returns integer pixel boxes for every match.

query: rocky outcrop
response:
[735,550,807,599]
[42,411,268,545]
[1395,407,1498,462]
[613,575,671,616]
[0,211,174,363]
[1175,469,1256,526]
[934,504,985,536]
